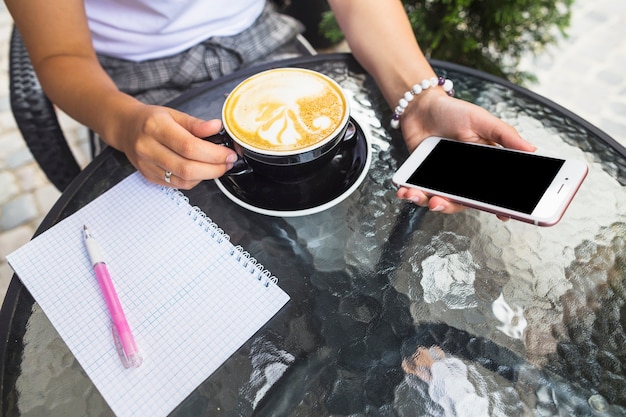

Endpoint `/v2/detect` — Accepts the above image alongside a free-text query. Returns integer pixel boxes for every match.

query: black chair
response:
[9,26,82,192]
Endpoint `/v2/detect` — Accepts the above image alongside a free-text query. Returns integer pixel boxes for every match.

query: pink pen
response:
[83,225,142,368]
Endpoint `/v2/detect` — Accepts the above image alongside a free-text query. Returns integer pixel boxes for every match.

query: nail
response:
[431,205,445,212]
[226,153,238,163]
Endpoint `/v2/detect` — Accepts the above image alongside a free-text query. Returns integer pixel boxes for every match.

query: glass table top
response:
[1,53,625,417]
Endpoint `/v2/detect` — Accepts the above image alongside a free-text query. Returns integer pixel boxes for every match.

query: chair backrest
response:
[9,26,81,192]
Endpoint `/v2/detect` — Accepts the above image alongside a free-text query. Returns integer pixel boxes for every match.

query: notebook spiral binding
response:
[162,186,279,287]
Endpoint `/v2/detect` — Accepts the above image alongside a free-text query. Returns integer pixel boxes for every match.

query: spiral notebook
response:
[6,172,290,417]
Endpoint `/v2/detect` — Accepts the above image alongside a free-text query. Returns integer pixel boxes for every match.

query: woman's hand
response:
[110,103,239,189]
[395,91,536,213]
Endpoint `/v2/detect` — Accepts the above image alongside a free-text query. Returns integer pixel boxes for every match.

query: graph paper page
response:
[7,172,290,417]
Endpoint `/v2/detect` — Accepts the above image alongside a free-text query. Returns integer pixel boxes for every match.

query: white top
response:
[84,0,265,61]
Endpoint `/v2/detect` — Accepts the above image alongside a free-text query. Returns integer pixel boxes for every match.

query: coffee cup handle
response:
[343,120,357,143]
[204,129,253,175]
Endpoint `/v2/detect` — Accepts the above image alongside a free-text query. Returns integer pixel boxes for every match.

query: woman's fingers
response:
[119,107,239,189]
[396,187,466,214]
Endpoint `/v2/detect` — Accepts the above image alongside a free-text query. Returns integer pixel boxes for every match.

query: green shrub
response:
[320,0,574,85]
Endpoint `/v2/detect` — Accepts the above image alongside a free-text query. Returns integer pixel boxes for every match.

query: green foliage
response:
[319,10,346,45]
[320,0,574,85]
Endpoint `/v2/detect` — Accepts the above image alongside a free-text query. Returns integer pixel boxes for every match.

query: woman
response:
[5,0,534,214]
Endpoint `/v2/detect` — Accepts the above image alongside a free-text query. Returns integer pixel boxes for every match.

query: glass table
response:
[2,53,626,416]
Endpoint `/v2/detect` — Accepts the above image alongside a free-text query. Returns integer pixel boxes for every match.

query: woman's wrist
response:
[390,76,455,129]
[397,90,453,152]
[95,94,146,151]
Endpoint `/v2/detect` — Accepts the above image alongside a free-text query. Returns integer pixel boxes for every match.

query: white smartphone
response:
[392,136,588,226]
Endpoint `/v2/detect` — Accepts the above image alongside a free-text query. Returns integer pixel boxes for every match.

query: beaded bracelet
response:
[390,76,455,129]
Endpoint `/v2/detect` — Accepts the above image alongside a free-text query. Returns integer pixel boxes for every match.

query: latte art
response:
[223,69,348,152]
[256,103,332,147]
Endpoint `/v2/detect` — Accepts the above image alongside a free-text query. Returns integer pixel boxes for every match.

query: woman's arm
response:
[6,0,237,189]
[328,0,535,213]
[328,0,436,108]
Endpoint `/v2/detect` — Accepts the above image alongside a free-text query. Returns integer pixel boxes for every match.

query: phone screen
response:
[406,140,565,214]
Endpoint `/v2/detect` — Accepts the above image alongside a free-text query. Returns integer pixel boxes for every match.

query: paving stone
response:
[5,147,34,170]
[0,170,18,205]
[518,0,626,149]
[34,184,61,216]
[0,129,26,157]
[598,119,626,142]
[0,224,34,296]
[0,262,13,298]
[14,163,48,193]
[0,224,33,262]
[0,194,38,230]
[0,111,18,131]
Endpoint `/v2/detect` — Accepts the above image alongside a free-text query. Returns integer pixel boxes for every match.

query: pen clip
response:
[111,324,132,369]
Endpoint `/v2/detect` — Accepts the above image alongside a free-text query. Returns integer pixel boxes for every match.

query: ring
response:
[164,170,172,184]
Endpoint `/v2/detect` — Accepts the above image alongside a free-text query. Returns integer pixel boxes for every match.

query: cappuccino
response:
[223,68,348,153]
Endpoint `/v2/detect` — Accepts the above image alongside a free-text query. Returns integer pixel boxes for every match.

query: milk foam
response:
[224,69,347,151]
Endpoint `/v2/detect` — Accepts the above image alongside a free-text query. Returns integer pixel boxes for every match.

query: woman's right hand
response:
[108,102,239,189]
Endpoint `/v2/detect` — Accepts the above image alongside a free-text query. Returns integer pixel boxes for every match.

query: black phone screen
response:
[406,140,565,214]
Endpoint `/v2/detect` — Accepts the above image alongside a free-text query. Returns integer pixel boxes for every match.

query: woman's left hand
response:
[395,91,536,214]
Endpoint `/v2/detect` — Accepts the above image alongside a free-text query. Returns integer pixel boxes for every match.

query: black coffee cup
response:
[205,68,351,180]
